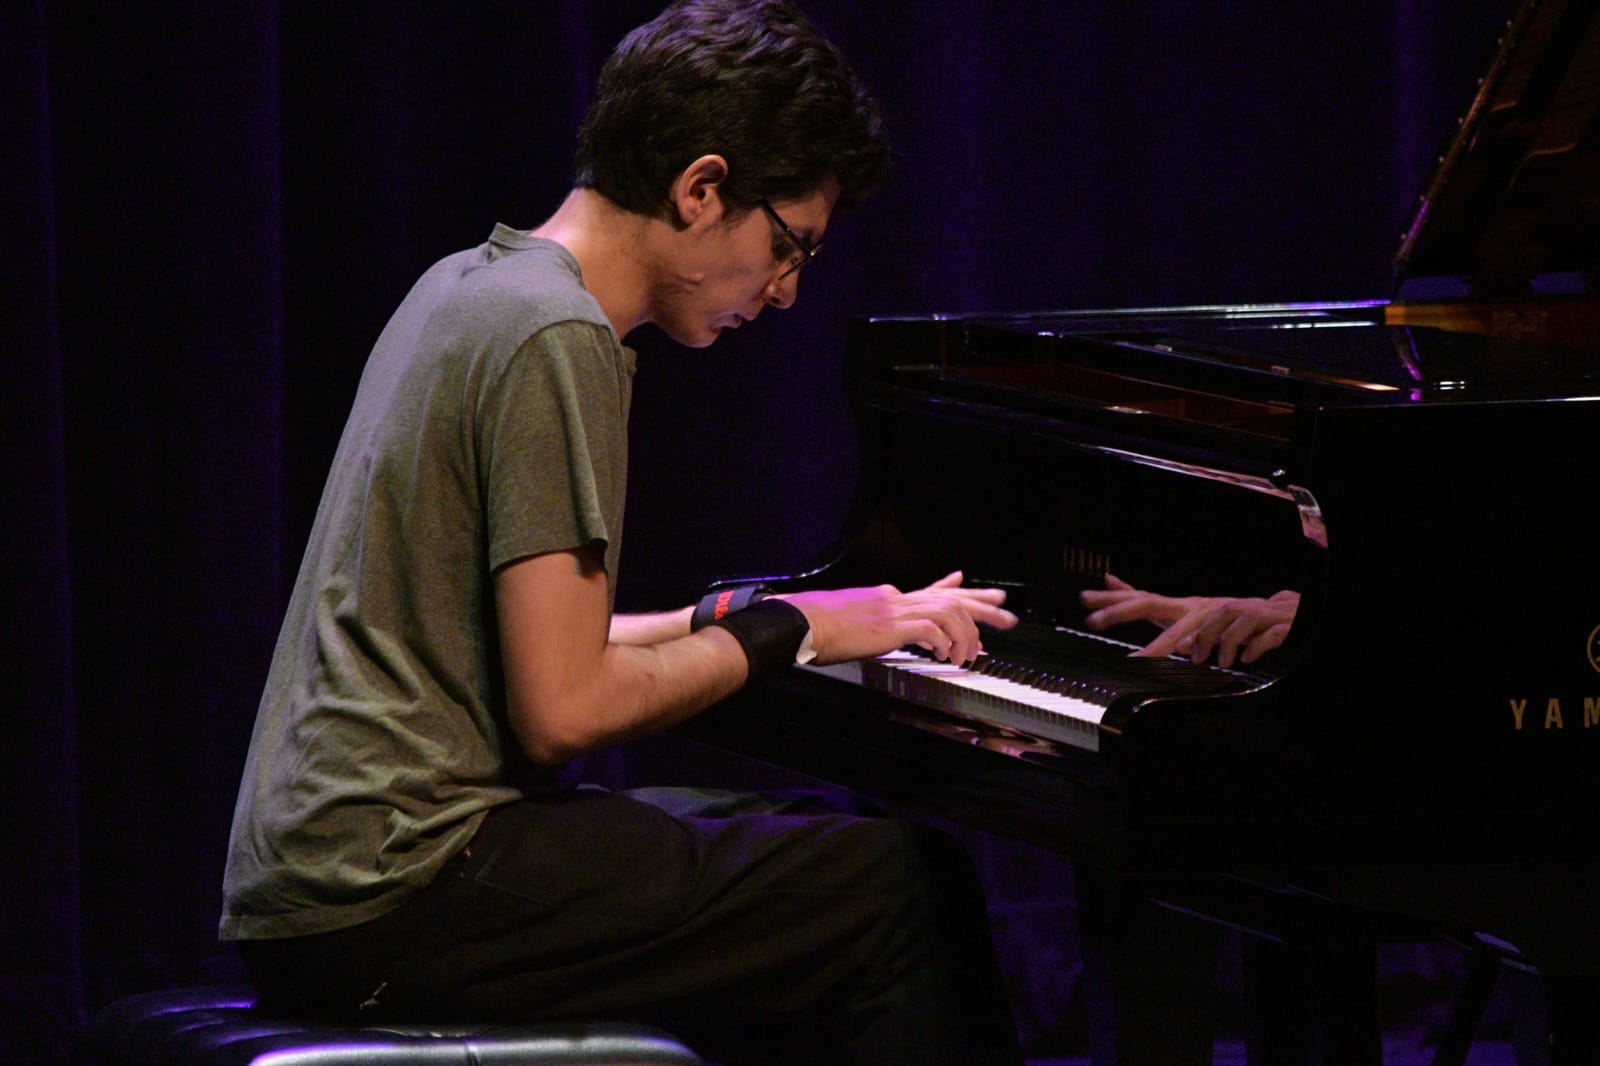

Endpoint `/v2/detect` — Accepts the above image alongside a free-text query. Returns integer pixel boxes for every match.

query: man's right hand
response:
[782,571,1018,667]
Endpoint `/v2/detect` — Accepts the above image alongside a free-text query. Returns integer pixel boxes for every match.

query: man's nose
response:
[763,272,797,310]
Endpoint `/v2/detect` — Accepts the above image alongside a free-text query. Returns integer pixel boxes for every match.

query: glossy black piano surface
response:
[686,301,1600,875]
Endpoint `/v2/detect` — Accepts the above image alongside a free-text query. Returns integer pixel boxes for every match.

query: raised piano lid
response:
[858,0,1600,439]
[1393,0,1600,301]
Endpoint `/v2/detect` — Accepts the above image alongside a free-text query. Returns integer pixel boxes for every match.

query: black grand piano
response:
[678,1,1600,1062]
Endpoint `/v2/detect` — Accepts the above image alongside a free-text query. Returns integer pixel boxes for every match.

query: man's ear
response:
[671,154,730,228]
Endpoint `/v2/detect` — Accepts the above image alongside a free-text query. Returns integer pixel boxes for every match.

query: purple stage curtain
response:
[4,1,1511,1061]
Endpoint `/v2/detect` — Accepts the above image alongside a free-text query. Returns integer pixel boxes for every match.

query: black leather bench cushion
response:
[74,986,707,1066]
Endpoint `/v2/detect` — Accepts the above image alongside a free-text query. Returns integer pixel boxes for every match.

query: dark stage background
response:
[5,1,1515,1061]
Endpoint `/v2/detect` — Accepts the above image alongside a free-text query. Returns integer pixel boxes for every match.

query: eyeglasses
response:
[759,198,820,280]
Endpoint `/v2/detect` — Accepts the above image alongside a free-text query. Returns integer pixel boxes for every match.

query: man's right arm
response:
[495,545,750,764]
[497,552,1017,765]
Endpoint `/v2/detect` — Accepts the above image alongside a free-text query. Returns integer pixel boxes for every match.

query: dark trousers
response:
[238,787,1022,1066]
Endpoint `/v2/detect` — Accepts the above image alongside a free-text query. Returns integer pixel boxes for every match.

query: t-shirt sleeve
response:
[477,320,629,576]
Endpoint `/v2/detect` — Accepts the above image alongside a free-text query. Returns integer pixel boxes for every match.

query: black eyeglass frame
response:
[759,198,820,280]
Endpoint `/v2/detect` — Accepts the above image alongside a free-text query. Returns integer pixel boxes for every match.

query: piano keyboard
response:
[865,649,1110,750]
[802,624,1261,753]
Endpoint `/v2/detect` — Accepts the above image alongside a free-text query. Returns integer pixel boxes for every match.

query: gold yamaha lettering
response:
[1507,696,1600,730]
[1506,625,1600,730]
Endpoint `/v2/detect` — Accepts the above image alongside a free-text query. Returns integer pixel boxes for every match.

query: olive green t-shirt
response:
[220,226,636,940]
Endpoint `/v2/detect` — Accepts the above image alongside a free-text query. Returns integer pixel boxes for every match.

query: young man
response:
[221,2,1023,1063]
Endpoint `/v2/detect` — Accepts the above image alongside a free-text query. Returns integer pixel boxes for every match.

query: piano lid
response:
[1394,0,1600,299]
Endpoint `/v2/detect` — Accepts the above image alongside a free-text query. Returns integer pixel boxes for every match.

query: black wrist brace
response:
[708,598,811,678]
[690,585,771,632]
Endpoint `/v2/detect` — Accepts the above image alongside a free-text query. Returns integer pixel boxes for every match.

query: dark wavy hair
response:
[574,0,890,220]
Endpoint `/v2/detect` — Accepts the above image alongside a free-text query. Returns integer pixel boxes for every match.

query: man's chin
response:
[665,324,724,349]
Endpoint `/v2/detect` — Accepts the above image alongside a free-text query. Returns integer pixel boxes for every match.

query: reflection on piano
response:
[678,1,1600,1062]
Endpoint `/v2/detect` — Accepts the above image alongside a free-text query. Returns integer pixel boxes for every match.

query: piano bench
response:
[72,985,709,1066]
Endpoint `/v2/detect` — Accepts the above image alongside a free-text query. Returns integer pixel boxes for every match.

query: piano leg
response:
[1429,940,1504,1066]
[1324,861,1600,1066]
[1490,965,1600,1066]
[1541,975,1600,1066]
[1075,862,1221,1066]
[1077,863,1405,1066]
[1239,930,1382,1066]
